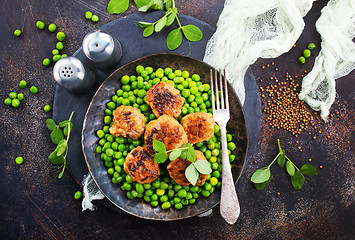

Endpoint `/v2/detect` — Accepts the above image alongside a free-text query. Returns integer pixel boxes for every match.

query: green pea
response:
[145,83,152,90]
[297,56,306,64]
[193,192,199,198]
[212,171,220,178]
[177,189,187,198]
[150,200,159,207]
[188,95,195,102]
[126,191,134,199]
[160,182,169,190]
[201,190,210,197]
[135,183,144,194]
[210,177,218,186]
[116,89,123,96]
[53,54,61,63]
[48,24,56,32]
[174,184,182,192]
[4,98,12,106]
[9,92,17,99]
[56,42,64,50]
[160,195,169,202]
[104,116,112,125]
[98,139,106,146]
[303,49,311,58]
[107,101,116,110]
[18,80,27,89]
[15,156,24,164]
[44,104,51,112]
[56,32,65,41]
[187,107,194,114]
[91,15,99,22]
[182,81,189,88]
[181,199,189,205]
[308,43,316,50]
[189,81,197,88]
[162,201,171,209]
[11,99,20,107]
[156,189,165,196]
[181,70,189,78]
[85,11,93,20]
[121,75,130,84]
[228,142,236,151]
[145,67,153,74]
[36,21,45,29]
[212,162,219,170]
[175,203,183,210]
[61,54,67,58]
[190,87,199,95]
[74,191,82,200]
[14,29,21,37]
[209,156,217,163]
[152,180,161,189]
[229,155,236,162]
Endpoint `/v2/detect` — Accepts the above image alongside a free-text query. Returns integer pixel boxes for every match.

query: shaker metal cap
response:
[53,56,95,93]
[82,30,115,62]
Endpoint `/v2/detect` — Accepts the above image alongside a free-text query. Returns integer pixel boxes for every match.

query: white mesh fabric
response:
[299,0,355,120]
[81,173,105,211]
[203,0,316,104]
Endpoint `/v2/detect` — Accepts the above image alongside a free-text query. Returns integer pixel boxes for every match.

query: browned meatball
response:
[123,147,160,184]
[109,106,145,140]
[167,150,208,186]
[144,115,188,156]
[145,81,184,118]
[181,112,215,144]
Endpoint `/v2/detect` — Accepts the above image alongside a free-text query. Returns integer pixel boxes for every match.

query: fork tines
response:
[210,69,229,110]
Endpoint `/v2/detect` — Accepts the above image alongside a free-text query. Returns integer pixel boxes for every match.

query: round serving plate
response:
[81,53,248,220]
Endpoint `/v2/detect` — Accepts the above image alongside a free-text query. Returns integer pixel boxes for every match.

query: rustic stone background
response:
[0,0,354,239]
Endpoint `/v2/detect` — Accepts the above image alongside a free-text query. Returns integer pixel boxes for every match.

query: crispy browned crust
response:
[144,115,188,156]
[167,150,208,186]
[181,112,215,144]
[123,147,160,184]
[109,106,145,140]
[145,81,184,118]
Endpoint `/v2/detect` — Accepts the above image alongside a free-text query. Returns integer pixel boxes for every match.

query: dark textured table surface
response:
[0,0,354,239]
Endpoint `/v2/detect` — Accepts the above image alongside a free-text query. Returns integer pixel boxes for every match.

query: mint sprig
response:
[46,111,74,178]
[107,0,203,50]
[152,139,211,185]
[250,139,318,190]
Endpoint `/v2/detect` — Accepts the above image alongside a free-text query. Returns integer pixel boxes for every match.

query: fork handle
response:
[219,126,240,224]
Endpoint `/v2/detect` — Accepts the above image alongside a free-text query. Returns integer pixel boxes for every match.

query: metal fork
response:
[210,69,240,224]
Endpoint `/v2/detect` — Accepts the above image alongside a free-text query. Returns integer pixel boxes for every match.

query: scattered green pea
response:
[308,43,316,50]
[91,15,99,23]
[74,191,82,200]
[17,93,24,101]
[44,104,51,112]
[56,42,64,50]
[15,156,24,165]
[12,99,20,107]
[43,58,50,66]
[52,49,59,55]
[298,56,306,64]
[19,80,27,88]
[14,29,21,37]
[48,23,56,32]
[4,98,12,106]
[56,32,65,41]
[61,54,68,58]
[30,86,38,94]
[53,54,61,63]
[303,49,311,58]
[36,21,45,29]
[9,92,17,99]
[85,11,93,19]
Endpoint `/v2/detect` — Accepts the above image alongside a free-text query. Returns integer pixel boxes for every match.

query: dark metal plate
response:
[81,53,248,220]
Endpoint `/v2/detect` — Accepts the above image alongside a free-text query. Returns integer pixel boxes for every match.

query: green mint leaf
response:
[58,120,69,127]
[56,141,67,156]
[63,122,73,137]
[154,152,168,163]
[46,119,57,131]
[48,150,65,165]
[134,0,150,8]
[250,167,271,184]
[107,0,129,14]
[255,177,271,190]
[51,128,64,145]
[167,28,182,50]
[291,171,305,190]
[165,0,172,10]
[166,7,177,26]
[182,143,190,148]
[286,161,295,176]
[169,149,181,160]
[155,16,167,32]
[143,24,154,37]
[300,164,318,176]
[185,164,199,185]
[181,25,203,42]
[180,150,187,160]
[194,159,212,174]
[137,21,153,28]
[277,149,285,167]
[138,2,153,12]
[186,145,196,162]
[153,139,166,153]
